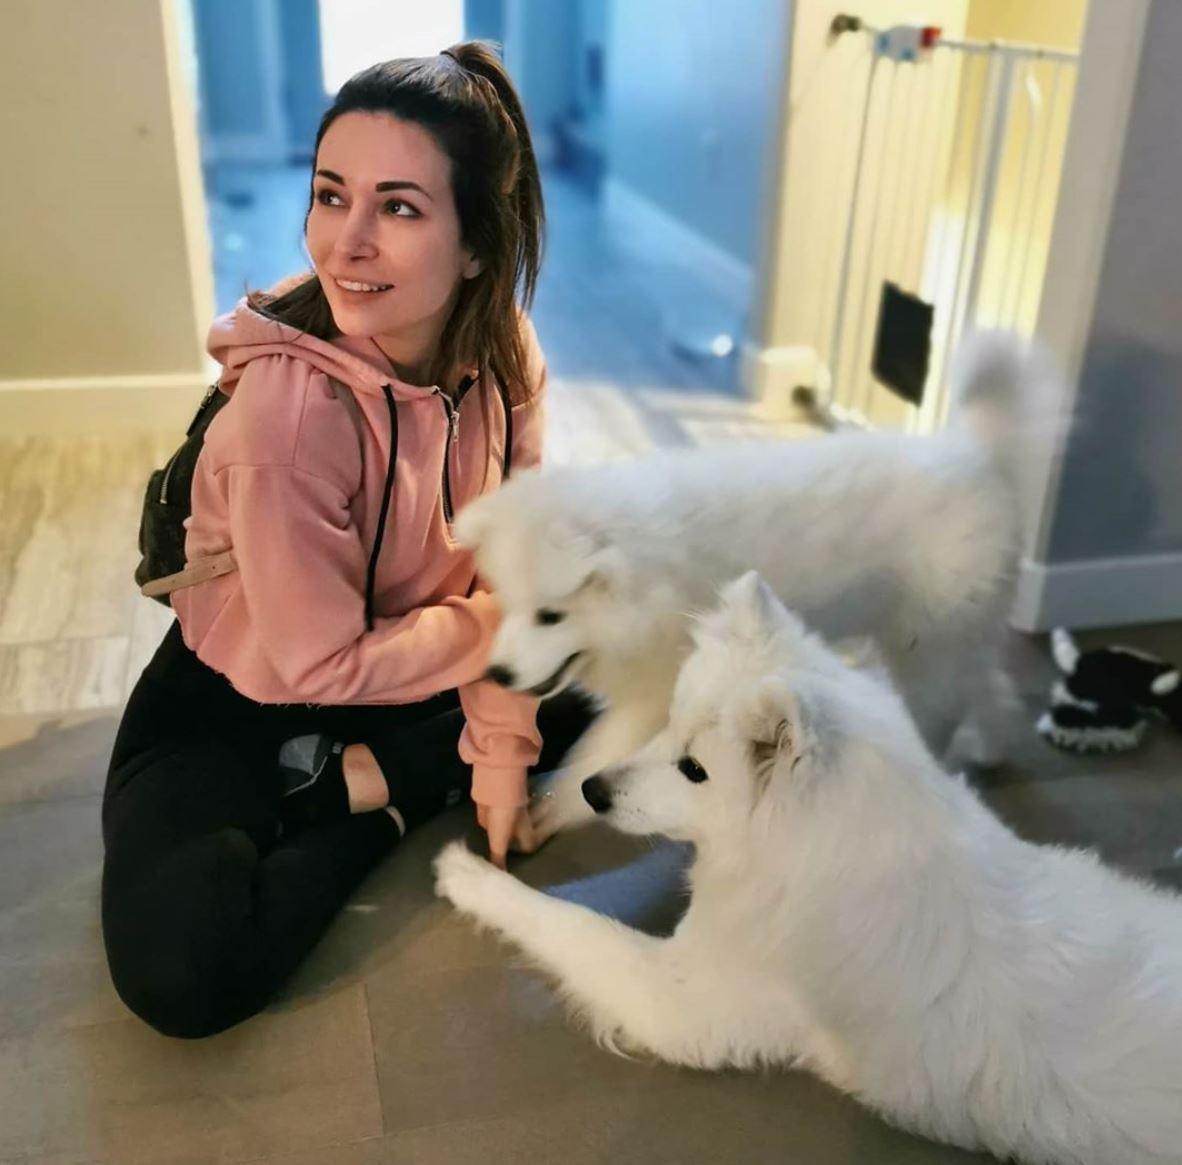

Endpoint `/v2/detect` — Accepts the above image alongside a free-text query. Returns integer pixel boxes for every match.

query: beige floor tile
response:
[367,950,683,1136]
[356,834,691,1138]
[1073,621,1182,662]
[0,796,103,918]
[0,984,383,1164]
[980,707,1182,790]
[259,1072,994,1165]
[0,879,125,1041]
[0,637,129,717]
[289,812,687,1009]
[0,1153,105,1165]
[276,812,504,1002]
[0,434,168,646]
[0,796,117,1041]
[122,599,176,699]
[0,709,61,752]
[545,379,657,467]
[984,768,1182,874]
[0,712,116,807]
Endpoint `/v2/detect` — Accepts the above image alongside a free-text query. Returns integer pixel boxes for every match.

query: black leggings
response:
[101,621,593,1039]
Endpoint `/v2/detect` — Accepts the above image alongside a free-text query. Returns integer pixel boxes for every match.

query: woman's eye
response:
[314,188,343,207]
[535,608,566,626]
[677,756,709,784]
[384,199,419,217]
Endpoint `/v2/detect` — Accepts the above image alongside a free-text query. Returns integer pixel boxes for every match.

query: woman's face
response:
[306,111,480,366]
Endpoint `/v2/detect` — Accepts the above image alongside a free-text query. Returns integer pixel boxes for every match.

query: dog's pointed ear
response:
[718,571,795,642]
[585,542,629,595]
[544,518,627,595]
[544,514,601,555]
[744,676,809,791]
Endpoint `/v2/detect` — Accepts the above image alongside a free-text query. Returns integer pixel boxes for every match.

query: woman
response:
[102,42,590,1039]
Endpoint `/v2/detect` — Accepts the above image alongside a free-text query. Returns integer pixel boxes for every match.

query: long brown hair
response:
[247,41,544,403]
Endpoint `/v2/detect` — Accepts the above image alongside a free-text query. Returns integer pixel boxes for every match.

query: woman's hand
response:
[476,803,538,869]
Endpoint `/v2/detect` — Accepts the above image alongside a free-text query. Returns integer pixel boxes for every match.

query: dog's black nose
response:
[581,775,613,814]
[485,664,515,688]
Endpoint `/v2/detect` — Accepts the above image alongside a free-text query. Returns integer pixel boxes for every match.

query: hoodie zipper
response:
[437,375,477,525]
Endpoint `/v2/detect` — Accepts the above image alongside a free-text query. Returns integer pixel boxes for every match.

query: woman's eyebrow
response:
[314,169,433,201]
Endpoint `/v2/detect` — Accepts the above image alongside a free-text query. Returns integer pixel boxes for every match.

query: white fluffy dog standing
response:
[456,331,1058,840]
[437,573,1182,1165]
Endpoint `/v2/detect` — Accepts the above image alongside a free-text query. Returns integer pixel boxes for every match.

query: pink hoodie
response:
[171,292,545,808]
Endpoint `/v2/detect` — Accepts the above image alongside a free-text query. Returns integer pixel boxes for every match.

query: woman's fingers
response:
[475,805,538,867]
[481,804,517,869]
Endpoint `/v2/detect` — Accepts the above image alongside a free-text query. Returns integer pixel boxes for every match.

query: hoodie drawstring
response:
[497,377,513,478]
[363,375,513,630]
[365,385,398,631]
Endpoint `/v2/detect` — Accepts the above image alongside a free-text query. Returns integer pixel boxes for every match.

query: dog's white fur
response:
[437,573,1182,1164]
[456,331,1056,839]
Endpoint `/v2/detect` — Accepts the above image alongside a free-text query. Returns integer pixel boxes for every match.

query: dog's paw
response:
[434,841,504,914]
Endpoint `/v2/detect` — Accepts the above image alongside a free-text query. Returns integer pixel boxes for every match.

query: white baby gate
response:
[819,15,1078,432]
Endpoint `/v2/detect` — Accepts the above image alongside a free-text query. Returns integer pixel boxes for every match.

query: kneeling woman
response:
[102,43,589,1038]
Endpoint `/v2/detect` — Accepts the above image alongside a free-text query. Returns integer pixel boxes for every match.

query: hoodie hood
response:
[207,277,451,403]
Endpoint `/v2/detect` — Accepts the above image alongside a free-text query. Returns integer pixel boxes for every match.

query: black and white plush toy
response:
[1037,628,1182,753]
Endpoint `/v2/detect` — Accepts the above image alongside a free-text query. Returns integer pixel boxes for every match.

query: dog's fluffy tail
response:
[949,329,1068,538]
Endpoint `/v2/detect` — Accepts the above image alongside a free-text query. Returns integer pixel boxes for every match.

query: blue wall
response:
[505,0,579,145]
[603,0,792,267]
[465,0,505,42]
[193,0,326,162]
[193,0,271,139]
[277,0,327,159]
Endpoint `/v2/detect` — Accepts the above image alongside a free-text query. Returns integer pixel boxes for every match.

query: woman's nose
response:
[333,208,378,260]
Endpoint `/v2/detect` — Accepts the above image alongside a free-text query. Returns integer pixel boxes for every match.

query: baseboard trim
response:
[1012,550,1182,631]
[0,374,209,434]
[739,341,822,410]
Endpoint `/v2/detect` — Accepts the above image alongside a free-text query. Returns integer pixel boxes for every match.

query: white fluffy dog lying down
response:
[437,573,1182,1165]
[456,331,1058,841]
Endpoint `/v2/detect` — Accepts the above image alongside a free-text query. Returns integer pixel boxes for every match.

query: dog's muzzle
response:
[485,663,516,688]
[581,775,613,814]
[527,652,585,699]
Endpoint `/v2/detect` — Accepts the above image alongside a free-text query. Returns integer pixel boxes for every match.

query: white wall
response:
[1016,0,1182,630]
[318,0,463,92]
[603,0,791,270]
[0,0,213,431]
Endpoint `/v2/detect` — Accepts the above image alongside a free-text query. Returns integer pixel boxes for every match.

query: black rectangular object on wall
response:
[872,282,934,406]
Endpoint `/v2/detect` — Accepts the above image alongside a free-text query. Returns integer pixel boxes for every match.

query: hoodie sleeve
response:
[455,319,550,807]
[214,356,504,706]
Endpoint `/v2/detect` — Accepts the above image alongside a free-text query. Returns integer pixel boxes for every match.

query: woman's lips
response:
[334,277,394,294]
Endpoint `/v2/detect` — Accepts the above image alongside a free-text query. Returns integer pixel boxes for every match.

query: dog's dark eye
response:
[677,756,709,784]
[535,608,566,626]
